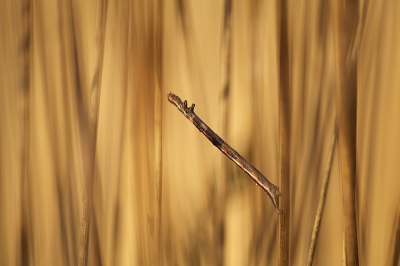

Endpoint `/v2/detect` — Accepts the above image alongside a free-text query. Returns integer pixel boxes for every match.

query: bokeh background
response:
[1,0,400,265]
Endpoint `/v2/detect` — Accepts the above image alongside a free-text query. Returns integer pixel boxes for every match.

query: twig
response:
[78,0,108,265]
[167,93,282,213]
[306,126,337,266]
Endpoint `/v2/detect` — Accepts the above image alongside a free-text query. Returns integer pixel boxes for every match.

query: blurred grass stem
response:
[153,0,163,264]
[213,0,232,264]
[332,0,359,264]
[306,127,337,266]
[278,0,291,265]
[20,0,31,264]
[78,1,108,265]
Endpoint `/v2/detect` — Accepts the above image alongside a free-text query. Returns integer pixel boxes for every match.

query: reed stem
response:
[306,127,337,266]
[278,0,291,264]
[78,1,108,265]
[153,0,163,264]
[332,0,359,264]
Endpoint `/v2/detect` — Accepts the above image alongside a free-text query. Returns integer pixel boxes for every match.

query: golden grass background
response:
[1,0,400,265]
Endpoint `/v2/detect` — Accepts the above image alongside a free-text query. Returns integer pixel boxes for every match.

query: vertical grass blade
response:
[78,1,108,265]
[153,0,163,264]
[213,0,232,264]
[306,127,337,266]
[278,0,291,265]
[332,0,359,265]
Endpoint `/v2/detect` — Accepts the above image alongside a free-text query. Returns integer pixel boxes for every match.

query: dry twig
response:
[167,93,282,213]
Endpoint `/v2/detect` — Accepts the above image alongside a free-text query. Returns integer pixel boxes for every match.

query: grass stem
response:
[153,0,163,264]
[332,0,359,264]
[78,1,108,265]
[306,126,337,266]
[278,0,291,264]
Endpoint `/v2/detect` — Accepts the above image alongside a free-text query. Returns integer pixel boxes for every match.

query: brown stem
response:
[153,0,163,264]
[332,0,359,265]
[278,0,291,265]
[167,93,282,213]
[213,0,232,264]
[306,126,337,266]
[20,0,31,264]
